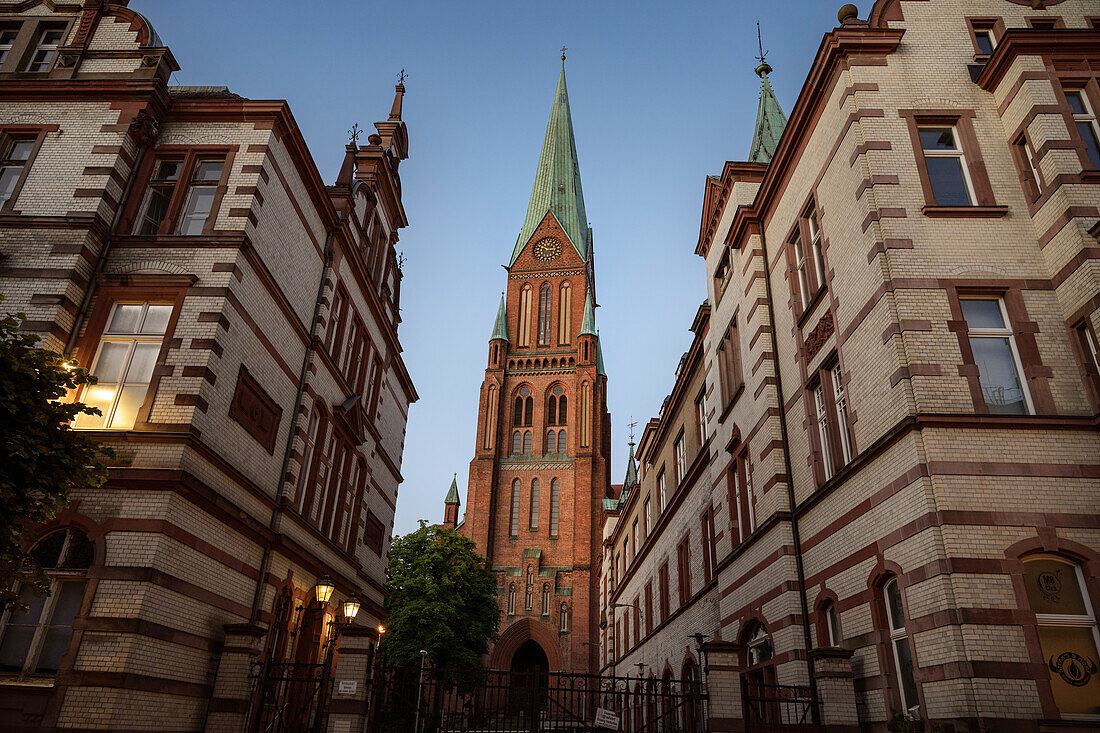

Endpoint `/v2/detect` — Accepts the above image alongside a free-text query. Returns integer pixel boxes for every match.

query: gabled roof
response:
[510,61,589,266]
[747,62,788,165]
[580,291,596,337]
[490,293,508,342]
[445,474,460,504]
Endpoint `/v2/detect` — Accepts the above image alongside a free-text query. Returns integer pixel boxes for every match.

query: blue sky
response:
[133,0,864,536]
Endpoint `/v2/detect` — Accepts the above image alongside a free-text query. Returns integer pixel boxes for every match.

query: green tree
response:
[1,304,107,614]
[382,522,499,671]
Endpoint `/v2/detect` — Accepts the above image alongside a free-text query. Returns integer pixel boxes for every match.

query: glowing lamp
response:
[342,594,361,620]
[314,575,335,605]
[377,625,386,635]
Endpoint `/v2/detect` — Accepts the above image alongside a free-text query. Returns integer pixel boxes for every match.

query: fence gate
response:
[369,666,703,733]
[248,660,335,733]
[741,680,822,733]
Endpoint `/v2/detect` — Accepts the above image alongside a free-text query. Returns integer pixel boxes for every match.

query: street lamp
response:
[377,624,386,636]
[342,593,361,620]
[314,575,335,605]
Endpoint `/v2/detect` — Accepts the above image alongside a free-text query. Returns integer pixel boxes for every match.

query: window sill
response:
[921,205,1008,218]
[796,286,828,329]
[717,382,745,424]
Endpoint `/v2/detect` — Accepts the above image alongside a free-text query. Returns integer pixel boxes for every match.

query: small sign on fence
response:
[594,707,620,730]
[337,679,357,695]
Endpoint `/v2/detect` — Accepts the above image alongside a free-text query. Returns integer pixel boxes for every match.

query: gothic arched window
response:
[559,282,572,345]
[538,283,552,346]
[0,529,92,675]
[518,285,532,347]
[514,387,532,427]
[512,431,522,455]
[508,583,517,615]
[542,583,551,615]
[580,382,591,446]
[558,430,567,454]
[547,385,566,426]
[530,479,540,530]
[550,478,561,537]
[546,430,556,455]
[559,602,569,632]
[523,430,532,454]
[483,386,497,450]
[509,480,520,537]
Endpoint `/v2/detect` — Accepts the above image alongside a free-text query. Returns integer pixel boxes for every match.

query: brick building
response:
[443,58,612,676]
[0,1,416,730]
[600,0,1100,730]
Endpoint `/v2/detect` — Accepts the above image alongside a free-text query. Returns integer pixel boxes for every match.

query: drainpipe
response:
[756,224,820,724]
[63,120,156,359]
[248,208,344,623]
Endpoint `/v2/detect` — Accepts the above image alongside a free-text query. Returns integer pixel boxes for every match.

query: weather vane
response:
[628,417,638,444]
[397,68,407,85]
[755,21,768,65]
[560,45,568,61]
[348,122,361,146]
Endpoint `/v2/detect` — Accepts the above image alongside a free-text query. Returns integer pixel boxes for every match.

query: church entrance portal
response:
[508,639,548,722]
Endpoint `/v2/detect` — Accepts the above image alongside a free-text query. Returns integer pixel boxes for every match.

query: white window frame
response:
[814,383,834,480]
[0,136,36,208]
[832,365,854,465]
[962,297,1034,414]
[808,208,826,290]
[1066,88,1100,169]
[794,234,810,309]
[696,390,708,444]
[24,26,62,73]
[919,125,977,206]
[973,28,996,55]
[674,432,686,485]
[884,579,919,714]
[824,602,841,646]
[657,469,667,512]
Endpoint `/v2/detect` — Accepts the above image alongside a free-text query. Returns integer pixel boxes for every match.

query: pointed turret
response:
[623,440,638,493]
[510,59,589,266]
[747,60,787,165]
[596,333,606,377]
[580,291,597,337]
[443,474,461,529]
[490,293,509,343]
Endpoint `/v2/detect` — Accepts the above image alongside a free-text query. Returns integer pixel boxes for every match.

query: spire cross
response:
[755,21,768,65]
[348,122,361,146]
[397,68,407,84]
[560,45,568,61]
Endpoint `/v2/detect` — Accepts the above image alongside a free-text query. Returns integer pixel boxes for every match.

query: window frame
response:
[806,357,854,485]
[0,125,50,213]
[960,296,1034,415]
[1071,319,1100,410]
[964,17,1004,59]
[900,110,1000,215]
[882,577,920,715]
[122,146,234,237]
[674,430,686,486]
[716,312,743,409]
[1061,83,1100,172]
[22,24,63,74]
[918,124,978,206]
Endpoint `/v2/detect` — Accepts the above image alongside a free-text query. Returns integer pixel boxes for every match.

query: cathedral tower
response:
[450,58,611,675]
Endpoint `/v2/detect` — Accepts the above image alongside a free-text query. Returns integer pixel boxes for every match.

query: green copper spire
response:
[747,61,787,165]
[490,292,508,342]
[580,291,596,337]
[510,59,589,266]
[623,440,638,492]
[445,474,460,504]
[596,333,606,376]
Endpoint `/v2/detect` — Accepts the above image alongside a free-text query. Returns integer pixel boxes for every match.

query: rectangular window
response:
[717,314,742,403]
[713,248,732,303]
[0,28,18,67]
[728,454,754,544]
[695,390,708,444]
[814,383,834,481]
[807,208,826,293]
[657,469,667,513]
[884,579,919,713]
[658,561,670,622]
[642,497,650,538]
[973,28,995,55]
[363,512,385,555]
[74,302,171,430]
[176,159,224,235]
[1065,88,1100,170]
[788,200,827,312]
[961,298,1032,414]
[1013,134,1043,202]
[1075,321,1100,404]
[24,27,62,73]
[676,537,691,606]
[674,431,686,486]
[809,359,855,483]
[0,136,36,209]
[135,159,182,235]
[631,519,638,561]
[832,365,854,465]
[966,19,1000,57]
[700,506,715,585]
[509,481,520,537]
[644,582,653,635]
[794,231,810,310]
[633,596,640,646]
[918,126,976,206]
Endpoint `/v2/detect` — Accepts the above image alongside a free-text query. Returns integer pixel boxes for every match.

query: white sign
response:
[594,707,620,730]
[337,679,357,696]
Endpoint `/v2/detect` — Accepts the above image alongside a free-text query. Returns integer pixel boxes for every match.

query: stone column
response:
[327,624,378,733]
[700,640,744,732]
[810,647,859,730]
[205,623,267,733]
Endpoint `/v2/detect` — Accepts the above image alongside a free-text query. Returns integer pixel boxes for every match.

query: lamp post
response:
[413,649,428,733]
[690,633,711,733]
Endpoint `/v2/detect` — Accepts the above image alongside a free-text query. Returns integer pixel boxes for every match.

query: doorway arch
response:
[489,618,563,671]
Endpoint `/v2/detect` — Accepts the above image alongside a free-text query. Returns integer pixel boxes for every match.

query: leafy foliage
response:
[382,522,499,671]
[0,304,107,614]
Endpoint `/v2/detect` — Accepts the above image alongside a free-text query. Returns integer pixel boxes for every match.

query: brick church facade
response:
[443,59,612,676]
[0,1,415,730]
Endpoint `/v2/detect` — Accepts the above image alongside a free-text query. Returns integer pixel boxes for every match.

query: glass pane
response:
[107,304,143,334]
[9,139,35,161]
[961,299,1005,329]
[141,304,172,334]
[193,160,224,181]
[1023,559,1088,615]
[975,32,994,55]
[177,186,216,234]
[35,581,84,673]
[91,341,129,382]
[1065,91,1086,115]
[894,637,919,710]
[552,385,564,396]
[1076,121,1100,169]
[0,166,20,203]
[0,30,17,44]
[1037,625,1100,715]
[75,383,115,428]
[885,580,905,630]
[926,157,972,206]
[108,384,147,429]
[919,127,957,151]
[0,586,48,672]
[31,531,66,568]
[136,184,173,235]
[969,336,1027,414]
[156,160,181,181]
[124,342,160,383]
[63,532,93,569]
[42,30,63,45]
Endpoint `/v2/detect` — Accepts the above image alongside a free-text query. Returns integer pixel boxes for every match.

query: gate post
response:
[205,622,267,733]
[809,648,859,730]
[699,640,744,732]
[327,625,378,733]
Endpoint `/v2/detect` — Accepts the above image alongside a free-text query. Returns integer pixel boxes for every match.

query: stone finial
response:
[837,4,859,24]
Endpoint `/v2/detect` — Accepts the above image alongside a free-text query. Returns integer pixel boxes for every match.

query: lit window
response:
[529,479,540,530]
[0,28,17,66]
[918,126,976,206]
[1065,89,1100,170]
[24,27,62,73]
[135,160,182,235]
[0,137,36,208]
[1022,555,1100,718]
[176,159,224,235]
[74,302,172,430]
[884,578,919,713]
[0,529,91,675]
[961,298,1031,414]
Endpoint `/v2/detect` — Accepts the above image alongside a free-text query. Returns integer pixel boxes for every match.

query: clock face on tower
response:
[533,237,563,262]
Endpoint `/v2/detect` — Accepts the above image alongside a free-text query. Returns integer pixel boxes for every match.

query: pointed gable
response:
[510,61,590,266]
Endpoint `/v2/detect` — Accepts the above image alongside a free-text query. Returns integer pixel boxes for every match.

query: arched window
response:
[558,430,567,454]
[820,600,841,647]
[512,431,522,455]
[559,282,572,344]
[514,387,532,426]
[0,529,92,674]
[547,385,565,426]
[1022,555,1100,717]
[508,583,517,615]
[514,396,523,425]
[542,583,551,615]
[550,478,561,536]
[743,622,777,722]
[559,602,569,632]
[518,285,532,347]
[525,585,533,611]
[523,430,532,454]
[538,283,552,346]
[525,396,533,426]
[882,578,918,714]
[546,430,556,455]
[548,394,557,425]
[580,382,591,446]
[509,479,520,537]
[529,479,540,530]
[559,394,567,422]
[483,385,497,450]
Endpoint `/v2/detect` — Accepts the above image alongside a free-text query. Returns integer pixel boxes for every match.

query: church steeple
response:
[580,291,596,337]
[443,474,461,529]
[747,28,787,165]
[510,59,590,266]
[490,293,509,343]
